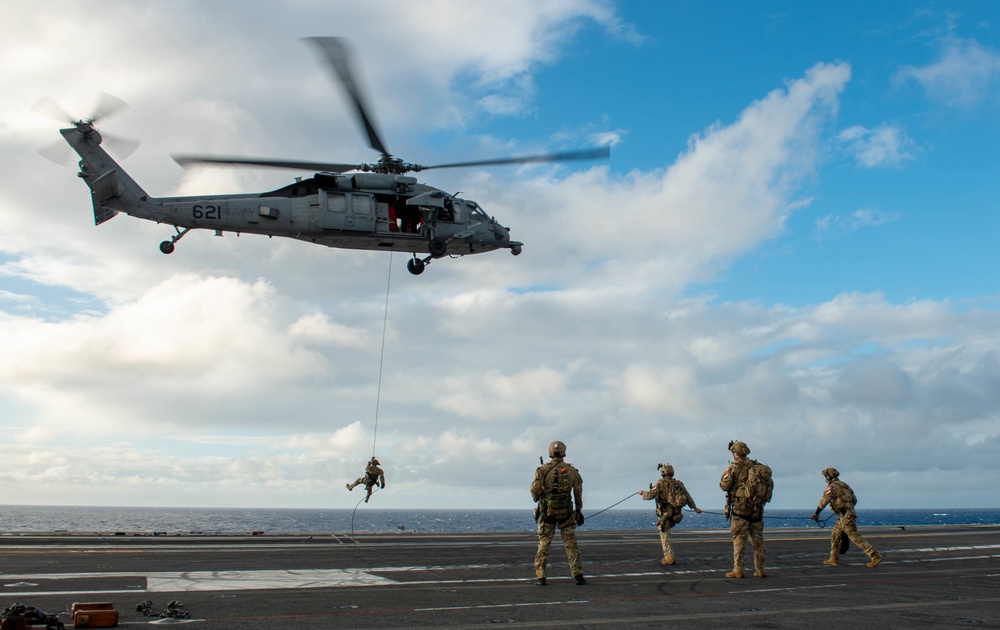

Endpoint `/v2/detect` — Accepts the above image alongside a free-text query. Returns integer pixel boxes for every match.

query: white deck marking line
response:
[2,546,999,596]
[417,599,589,612]
[146,569,396,592]
[1,589,143,597]
[737,583,848,594]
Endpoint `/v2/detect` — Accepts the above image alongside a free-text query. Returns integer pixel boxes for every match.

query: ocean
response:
[1,505,998,535]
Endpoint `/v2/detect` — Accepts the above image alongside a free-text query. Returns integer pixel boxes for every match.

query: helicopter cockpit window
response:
[466,201,488,222]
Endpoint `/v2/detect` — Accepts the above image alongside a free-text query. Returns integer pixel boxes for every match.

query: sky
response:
[2,1,999,514]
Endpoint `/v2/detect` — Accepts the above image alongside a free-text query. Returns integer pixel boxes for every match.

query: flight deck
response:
[2,524,998,628]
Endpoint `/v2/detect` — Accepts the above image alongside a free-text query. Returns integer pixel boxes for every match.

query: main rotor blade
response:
[415,145,611,171]
[306,37,391,158]
[172,153,360,173]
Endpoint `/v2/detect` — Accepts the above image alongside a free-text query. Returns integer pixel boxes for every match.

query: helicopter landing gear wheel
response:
[159,226,192,255]
[407,257,426,275]
[428,238,447,258]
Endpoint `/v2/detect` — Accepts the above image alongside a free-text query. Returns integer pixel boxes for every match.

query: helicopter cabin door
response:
[322,192,376,232]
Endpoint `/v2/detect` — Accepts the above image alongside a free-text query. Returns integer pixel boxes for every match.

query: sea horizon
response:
[2,505,998,535]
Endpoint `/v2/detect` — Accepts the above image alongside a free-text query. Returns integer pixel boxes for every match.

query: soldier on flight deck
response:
[811,467,882,567]
[637,463,702,565]
[347,457,385,503]
[719,440,769,579]
[531,440,586,586]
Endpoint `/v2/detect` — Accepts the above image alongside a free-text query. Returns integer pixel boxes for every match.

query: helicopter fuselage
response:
[62,124,522,274]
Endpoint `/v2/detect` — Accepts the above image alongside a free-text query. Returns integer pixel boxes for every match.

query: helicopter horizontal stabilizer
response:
[90,169,121,225]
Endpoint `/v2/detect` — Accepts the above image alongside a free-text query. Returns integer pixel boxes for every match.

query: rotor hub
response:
[364,155,419,175]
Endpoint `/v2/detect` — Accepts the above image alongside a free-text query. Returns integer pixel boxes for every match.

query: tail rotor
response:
[31,92,140,164]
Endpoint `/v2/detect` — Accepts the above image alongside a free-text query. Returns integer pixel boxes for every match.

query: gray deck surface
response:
[1,524,998,628]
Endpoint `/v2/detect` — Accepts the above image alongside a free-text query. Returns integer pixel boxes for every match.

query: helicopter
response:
[49,37,609,275]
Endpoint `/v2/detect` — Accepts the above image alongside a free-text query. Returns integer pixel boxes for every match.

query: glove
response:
[810,512,819,522]
[575,510,585,527]
[380,483,386,489]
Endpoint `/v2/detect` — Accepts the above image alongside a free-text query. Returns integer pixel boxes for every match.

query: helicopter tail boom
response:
[61,124,151,226]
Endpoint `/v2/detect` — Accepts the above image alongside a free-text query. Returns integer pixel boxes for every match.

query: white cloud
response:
[838,124,916,168]
[815,208,900,233]
[0,4,998,512]
[896,35,1000,107]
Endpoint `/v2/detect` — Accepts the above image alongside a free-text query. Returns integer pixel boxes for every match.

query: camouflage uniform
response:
[719,442,766,578]
[531,441,584,585]
[638,464,700,565]
[813,468,882,567]
[347,458,385,503]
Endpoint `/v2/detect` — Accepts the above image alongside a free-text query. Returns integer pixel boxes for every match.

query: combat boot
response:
[346,483,352,490]
[574,574,587,585]
[725,569,745,579]
[661,556,676,566]
[535,577,546,586]
[753,570,767,578]
[866,552,882,568]
[823,558,838,566]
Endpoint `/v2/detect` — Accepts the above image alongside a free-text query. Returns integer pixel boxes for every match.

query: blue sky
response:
[1,1,999,513]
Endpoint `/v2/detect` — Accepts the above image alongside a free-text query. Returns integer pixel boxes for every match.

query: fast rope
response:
[692,508,834,526]
[349,488,380,540]
[584,492,638,521]
[349,254,392,540]
[371,251,393,458]
[456,493,642,550]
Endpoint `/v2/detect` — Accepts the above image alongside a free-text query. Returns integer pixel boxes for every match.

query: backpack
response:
[540,462,574,524]
[831,480,857,511]
[735,459,773,507]
[659,479,689,509]
[655,479,689,527]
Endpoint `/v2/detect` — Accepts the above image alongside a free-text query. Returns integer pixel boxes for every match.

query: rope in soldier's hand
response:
[583,492,638,521]
[686,507,835,526]
[691,508,727,516]
[778,512,836,527]
[813,514,835,528]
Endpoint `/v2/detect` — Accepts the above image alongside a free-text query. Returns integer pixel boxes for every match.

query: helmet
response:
[728,440,750,456]
[822,467,839,480]
[658,463,674,477]
[548,440,567,458]
[371,457,380,465]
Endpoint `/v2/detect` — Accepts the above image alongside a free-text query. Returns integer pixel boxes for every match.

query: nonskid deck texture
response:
[1,525,998,628]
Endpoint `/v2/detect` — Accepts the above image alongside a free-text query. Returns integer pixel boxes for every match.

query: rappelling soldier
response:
[719,440,772,578]
[637,463,702,565]
[347,457,385,503]
[530,440,585,586]
[811,467,882,567]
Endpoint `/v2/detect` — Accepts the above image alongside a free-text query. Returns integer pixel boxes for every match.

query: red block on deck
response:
[72,602,118,628]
